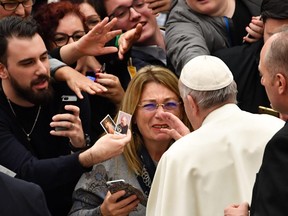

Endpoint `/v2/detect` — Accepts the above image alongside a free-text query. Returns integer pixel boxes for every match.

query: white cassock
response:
[146,104,284,216]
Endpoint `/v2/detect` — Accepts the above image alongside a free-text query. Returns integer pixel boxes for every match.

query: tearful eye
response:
[164,102,178,109]
[142,103,157,110]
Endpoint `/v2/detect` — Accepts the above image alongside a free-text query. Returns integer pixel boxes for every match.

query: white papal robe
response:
[147,104,284,216]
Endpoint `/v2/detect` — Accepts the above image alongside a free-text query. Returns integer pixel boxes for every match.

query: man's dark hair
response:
[0,16,39,66]
[261,0,288,22]
[90,0,108,20]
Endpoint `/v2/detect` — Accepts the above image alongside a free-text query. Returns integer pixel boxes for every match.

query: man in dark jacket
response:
[214,0,288,113]
[0,172,51,216]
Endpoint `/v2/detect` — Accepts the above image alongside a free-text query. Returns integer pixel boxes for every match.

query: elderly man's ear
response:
[187,94,199,115]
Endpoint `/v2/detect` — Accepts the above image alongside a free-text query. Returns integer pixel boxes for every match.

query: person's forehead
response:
[6,35,46,59]
[105,0,132,10]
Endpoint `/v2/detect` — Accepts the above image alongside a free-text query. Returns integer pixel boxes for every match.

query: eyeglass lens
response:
[53,31,85,47]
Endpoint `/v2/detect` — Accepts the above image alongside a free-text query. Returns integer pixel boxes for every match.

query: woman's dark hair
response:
[33,1,87,50]
[90,0,108,20]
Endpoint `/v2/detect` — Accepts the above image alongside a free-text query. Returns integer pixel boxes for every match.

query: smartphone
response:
[258,106,279,117]
[106,179,147,206]
[86,63,106,82]
[99,63,106,73]
[55,95,77,131]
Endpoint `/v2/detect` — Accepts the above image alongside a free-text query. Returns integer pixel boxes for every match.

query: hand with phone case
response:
[50,95,86,149]
[100,179,142,216]
[106,179,147,206]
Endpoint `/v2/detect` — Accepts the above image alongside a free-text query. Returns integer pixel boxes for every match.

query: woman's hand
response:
[75,56,102,75]
[100,191,139,216]
[95,73,125,106]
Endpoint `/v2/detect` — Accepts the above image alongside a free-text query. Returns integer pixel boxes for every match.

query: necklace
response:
[7,99,41,142]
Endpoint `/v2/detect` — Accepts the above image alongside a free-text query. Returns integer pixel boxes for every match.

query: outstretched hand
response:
[118,23,143,60]
[79,129,132,167]
[158,112,190,140]
[75,17,122,57]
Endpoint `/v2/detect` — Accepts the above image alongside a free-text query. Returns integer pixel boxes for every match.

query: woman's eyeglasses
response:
[108,0,146,20]
[138,101,181,111]
[53,31,86,47]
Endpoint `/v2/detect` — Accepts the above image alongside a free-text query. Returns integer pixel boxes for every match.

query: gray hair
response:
[179,80,238,110]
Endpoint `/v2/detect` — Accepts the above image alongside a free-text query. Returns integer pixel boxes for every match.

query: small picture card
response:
[114,111,132,135]
[100,114,116,134]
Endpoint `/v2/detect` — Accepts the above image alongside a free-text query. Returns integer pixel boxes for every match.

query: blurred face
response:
[0,0,33,19]
[79,2,101,30]
[135,82,182,145]
[1,34,52,105]
[186,0,229,16]
[263,18,288,43]
[104,0,158,45]
[259,36,280,112]
[52,13,85,49]
[121,116,127,126]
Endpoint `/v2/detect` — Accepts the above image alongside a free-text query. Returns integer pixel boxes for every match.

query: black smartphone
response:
[55,95,77,131]
[106,179,147,206]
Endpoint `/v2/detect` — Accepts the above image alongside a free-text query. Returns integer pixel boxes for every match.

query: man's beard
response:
[10,74,54,105]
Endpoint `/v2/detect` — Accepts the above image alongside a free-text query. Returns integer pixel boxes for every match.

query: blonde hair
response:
[117,65,191,175]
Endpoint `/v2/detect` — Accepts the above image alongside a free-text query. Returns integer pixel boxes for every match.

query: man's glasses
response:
[85,15,101,30]
[0,0,34,11]
[108,0,146,20]
[138,101,181,111]
[53,31,86,47]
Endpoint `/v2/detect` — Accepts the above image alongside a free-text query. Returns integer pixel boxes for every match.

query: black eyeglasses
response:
[53,31,86,47]
[85,15,101,29]
[108,0,146,20]
[0,0,34,11]
[138,101,181,111]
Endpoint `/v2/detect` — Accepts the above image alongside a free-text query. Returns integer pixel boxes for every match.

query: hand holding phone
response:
[106,179,147,206]
[55,95,77,131]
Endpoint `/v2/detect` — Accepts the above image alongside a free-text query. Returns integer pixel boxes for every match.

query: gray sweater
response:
[166,0,262,74]
[69,154,146,216]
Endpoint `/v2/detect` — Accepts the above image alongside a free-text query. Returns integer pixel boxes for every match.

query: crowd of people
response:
[1,0,288,215]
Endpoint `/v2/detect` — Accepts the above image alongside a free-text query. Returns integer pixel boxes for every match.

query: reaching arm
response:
[59,17,122,65]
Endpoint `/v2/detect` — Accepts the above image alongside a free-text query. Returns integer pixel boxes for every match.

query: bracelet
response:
[69,133,92,152]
